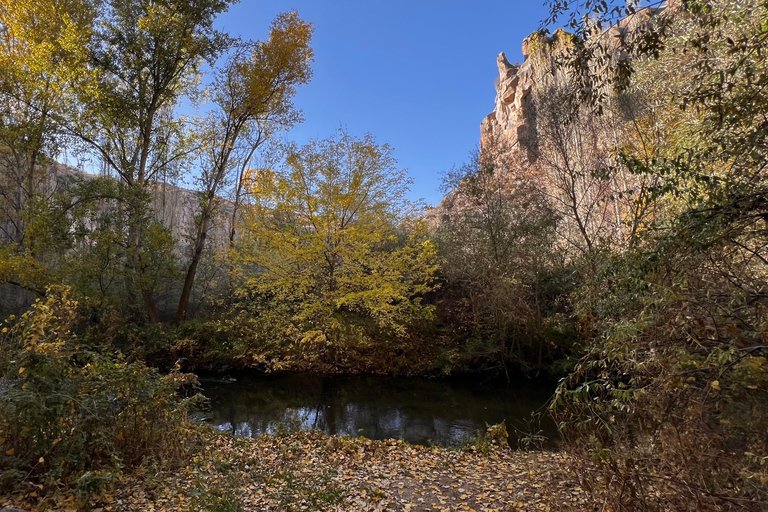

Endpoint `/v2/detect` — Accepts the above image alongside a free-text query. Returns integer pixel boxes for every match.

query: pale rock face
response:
[427,2,674,227]
[521,36,532,59]
[478,2,674,167]
[481,46,537,163]
[425,43,539,227]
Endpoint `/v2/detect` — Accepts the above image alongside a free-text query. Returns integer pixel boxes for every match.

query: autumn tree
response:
[0,0,94,298]
[436,139,571,374]
[234,130,438,358]
[175,11,314,325]
[524,32,648,257]
[542,0,768,509]
[75,0,232,322]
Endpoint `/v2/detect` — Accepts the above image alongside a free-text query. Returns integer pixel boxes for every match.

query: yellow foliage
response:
[234,130,438,346]
[0,0,93,107]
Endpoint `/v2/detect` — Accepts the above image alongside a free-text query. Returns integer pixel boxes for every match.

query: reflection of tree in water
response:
[199,374,556,446]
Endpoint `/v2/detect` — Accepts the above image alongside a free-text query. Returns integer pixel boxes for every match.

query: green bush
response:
[0,286,203,495]
[173,314,288,372]
[460,422,510,454]
[553,247,768,511]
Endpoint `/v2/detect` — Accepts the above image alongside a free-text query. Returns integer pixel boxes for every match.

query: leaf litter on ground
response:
[0,429,587,511]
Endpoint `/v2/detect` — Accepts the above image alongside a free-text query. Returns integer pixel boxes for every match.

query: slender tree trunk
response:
[126,198,161,323]
[176,133,238,325]
[226,138,261,300]
[228,137,261,248]
[133,106,161,322]
[143,288,161,323]
[175,209,210,325]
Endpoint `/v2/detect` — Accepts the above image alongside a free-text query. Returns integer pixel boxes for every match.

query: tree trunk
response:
[174,219,209,326]
[143,287,161,323]
[175,137,236,325]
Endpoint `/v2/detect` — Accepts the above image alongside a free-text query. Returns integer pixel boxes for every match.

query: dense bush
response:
[536,0,768,508]
[435,145,581,377]
[167,311,450,376]
[0,287,203,495]
[554,247,768,510]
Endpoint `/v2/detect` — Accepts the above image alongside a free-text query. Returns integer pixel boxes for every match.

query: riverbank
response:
[0,429,585,512]
[135,318,575,380]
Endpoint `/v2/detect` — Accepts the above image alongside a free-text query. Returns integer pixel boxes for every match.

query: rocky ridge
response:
[428,3,674,223]
[480,44,536,162]
[480,4,672,162]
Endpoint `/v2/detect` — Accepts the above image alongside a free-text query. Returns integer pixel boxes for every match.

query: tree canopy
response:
[235,130,438,351]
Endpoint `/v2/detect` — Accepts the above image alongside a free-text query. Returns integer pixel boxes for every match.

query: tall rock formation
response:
[426,34,548,226]
[480,43,537,162]
[479,3,672,165]
[430,4,675,253]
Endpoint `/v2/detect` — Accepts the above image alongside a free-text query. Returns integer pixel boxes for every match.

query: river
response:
[196,372,558,449]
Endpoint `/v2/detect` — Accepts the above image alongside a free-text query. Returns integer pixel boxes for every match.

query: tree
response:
[234,130,438,355]
[174,11,314,325]
[524,31,662,257]
[542,1,768,509]
[436,139,567,374]
[75,0,232,322]
[0,0,93,297]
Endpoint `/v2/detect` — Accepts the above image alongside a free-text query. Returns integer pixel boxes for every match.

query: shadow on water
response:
[194,372,559,449]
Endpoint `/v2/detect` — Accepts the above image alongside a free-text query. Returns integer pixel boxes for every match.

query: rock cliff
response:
[425,35,545,226]
[429,3,674,223]
[479,3,668,164]
[480,42,537,162]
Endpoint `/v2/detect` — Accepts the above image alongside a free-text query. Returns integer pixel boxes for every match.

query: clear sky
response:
[215,1,551,206]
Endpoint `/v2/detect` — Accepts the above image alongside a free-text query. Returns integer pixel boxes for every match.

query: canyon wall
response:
[430,4,674,253]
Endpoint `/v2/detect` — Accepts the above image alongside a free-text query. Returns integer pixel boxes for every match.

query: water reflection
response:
[195,373,557,448]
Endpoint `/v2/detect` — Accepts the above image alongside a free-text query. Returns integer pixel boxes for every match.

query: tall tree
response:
[77,0,231,321]
[175,11,313,325]
[437,139,563,373]
[0,0,93,295]
[543,1,768,508]
[234,130,438,353]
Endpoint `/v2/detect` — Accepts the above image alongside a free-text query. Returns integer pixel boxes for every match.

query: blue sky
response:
[215,1,550,206]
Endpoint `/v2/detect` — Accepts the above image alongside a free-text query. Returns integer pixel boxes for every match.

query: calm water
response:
[195,373,558,448]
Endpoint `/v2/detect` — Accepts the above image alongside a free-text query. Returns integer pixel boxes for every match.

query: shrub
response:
[553,249,768,511]
[0,286,203,495]
[460,422,510,454]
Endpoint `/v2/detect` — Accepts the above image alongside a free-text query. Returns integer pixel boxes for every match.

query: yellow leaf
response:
[6,448,14,456]
[711,380,720,390]
[18,367,25,374]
